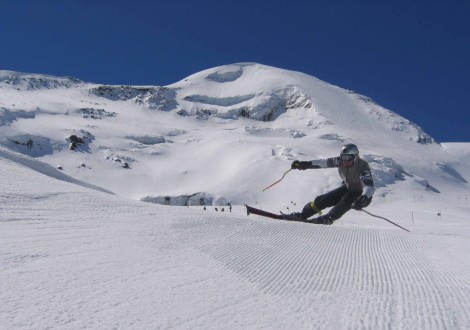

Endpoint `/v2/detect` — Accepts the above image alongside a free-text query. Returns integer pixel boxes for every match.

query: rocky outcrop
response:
[89,85,177,111]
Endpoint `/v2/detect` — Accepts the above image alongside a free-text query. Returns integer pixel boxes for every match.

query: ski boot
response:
[310,215,334,225]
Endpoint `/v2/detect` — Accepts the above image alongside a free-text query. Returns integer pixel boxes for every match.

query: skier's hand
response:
[352,195,372,210]
[291,160,301,169]
[291,160,311,170]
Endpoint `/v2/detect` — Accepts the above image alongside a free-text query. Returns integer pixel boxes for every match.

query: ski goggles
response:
[341,154,356,161]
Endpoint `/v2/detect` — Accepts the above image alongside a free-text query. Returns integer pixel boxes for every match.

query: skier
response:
[287,143,374,224]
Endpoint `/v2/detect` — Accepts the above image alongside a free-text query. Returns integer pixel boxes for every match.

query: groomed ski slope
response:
[1,151,470,329]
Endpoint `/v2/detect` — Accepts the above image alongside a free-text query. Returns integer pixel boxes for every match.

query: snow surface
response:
[1,63,470,329]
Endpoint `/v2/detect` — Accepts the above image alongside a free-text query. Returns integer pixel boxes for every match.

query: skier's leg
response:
[295,186,348,220]
[318,190,362,223]
[313,185,349,209]
[299,202,320,219]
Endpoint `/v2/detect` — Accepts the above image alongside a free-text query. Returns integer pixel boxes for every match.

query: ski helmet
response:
[340,143,359,162]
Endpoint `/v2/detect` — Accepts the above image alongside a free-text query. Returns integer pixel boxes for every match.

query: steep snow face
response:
[173,64,313,121]
[172,63,433,144]
[0,64,468,206]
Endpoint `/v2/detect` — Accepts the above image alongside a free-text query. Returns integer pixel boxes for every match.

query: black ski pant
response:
[301,185,362,220]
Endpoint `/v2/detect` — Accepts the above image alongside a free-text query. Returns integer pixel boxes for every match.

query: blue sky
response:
[1,0,469,142]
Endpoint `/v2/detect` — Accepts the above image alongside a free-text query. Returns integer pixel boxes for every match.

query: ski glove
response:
[352,195,372,210]
[291,160,311,170]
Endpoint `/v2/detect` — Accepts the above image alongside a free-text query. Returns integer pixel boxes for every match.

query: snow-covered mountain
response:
[2,64,470,329]
[1,63,469,208]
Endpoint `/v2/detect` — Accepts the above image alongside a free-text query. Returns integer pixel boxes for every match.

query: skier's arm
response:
[312,157,341,168]
[352,169,375,210]
[291,157,340,170]
[359,168,374,198]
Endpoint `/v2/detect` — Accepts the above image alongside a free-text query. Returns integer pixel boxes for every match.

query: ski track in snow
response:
[1,156,470,329]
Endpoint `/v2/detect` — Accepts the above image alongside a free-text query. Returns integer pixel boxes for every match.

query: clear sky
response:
[1,0,468,142]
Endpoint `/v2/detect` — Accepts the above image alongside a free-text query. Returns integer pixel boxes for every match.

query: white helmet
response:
[340,143,359,162]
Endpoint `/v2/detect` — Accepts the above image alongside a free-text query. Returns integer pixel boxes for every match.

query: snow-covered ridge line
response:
[0,70,83,89]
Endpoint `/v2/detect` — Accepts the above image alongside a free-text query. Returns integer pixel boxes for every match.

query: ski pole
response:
[360,209,410,232]
[262,168,292,192]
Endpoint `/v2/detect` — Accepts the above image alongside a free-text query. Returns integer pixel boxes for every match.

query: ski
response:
[245,204,285,219]
[245,205,315,223]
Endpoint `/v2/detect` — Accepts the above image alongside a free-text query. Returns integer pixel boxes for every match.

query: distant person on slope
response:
[287,143,374,224]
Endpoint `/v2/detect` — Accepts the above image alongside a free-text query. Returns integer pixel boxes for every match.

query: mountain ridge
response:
[1,63,468,206]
